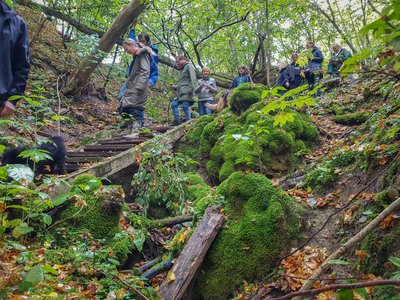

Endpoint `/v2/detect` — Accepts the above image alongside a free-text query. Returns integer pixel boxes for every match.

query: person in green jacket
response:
[171,55,198,125]
[328,43,352,78]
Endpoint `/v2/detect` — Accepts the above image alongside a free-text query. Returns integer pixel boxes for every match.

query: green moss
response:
[219,161,236,182]
[229,83,265,115]
[193,195,217,222]
[206,159,221,182]
[305,151,362,191]
[194,172,302,299]
[58,181,123,241]
[111,231,133,264]
[266,130,295,155]
[184,173,212,201]
[333,111,372,125]
[360,222,400,275]
[200,119,224,156]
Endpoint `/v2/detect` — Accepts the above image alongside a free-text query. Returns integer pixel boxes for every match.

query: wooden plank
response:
[83,144,134,151]
[159,206,224,300]
[97,138,146,145]
[67,151,115,157]
[66,156,103,163]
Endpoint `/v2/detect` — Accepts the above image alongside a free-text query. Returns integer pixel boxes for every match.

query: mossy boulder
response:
[229,83,265,115]
[59,175,124,241]
[193,172,303,299]
[207,109,318,181]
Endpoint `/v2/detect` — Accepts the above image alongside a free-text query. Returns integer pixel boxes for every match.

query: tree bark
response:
[62,0,148,96]
[265,0,271,86]
[297,197,400,296]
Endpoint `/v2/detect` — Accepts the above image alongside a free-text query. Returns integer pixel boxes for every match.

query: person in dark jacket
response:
[284,53,304,90]
[171,56,198,125]
[276,63,288,95]
[0,0,30,118]
[117,29,158,101]
[119,39,150,131]
[304,41,323,96]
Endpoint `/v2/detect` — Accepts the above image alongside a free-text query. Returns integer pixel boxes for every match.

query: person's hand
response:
[285,82,290,87]
[131,19,137,28]
[0,101,16,118]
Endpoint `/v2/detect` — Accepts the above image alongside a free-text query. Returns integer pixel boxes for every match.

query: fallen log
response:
[159,206,224,300]
[147,214,193,229]
[141,257,173,281]
[138,257,162,272]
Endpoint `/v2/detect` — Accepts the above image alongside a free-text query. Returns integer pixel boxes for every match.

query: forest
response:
[0,0,399,299]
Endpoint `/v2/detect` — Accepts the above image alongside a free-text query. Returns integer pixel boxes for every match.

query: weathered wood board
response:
[159,206,224,300]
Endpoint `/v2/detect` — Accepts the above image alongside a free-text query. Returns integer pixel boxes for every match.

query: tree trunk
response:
[265,0,271,86]
[62,0,148,96]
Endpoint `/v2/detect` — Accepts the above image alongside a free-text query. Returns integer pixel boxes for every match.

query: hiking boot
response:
[119,120,132,130]
[172,120,181,126]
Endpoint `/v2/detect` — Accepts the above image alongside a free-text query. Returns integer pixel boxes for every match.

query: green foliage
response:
[194,172,302,299]
[131,147,189,217]
[305,150,363,191]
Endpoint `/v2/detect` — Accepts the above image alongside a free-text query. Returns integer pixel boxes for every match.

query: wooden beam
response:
[159,206,224,300]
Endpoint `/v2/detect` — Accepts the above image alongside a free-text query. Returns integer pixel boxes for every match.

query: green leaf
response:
[53,194,69,206]
[19,264,44,291]
[12,223,34,238]
[0,144,6,154]
[4,0,13,8]
[355,287,369,300]
[273,112,295,127]
[6,205,29,211]
[327,259,352,265]
[7,164,34,182]
[42,265,58,275]
[337,288,354,300]
[41,214,52,226]
[19,149,53,163]
[389,256,400,268]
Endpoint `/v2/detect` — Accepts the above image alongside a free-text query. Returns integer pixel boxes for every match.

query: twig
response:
[56,75,63,135]
[298,197,400,294]
[269,279,400,300]
[280,274,367,281]
[96,270,149,300]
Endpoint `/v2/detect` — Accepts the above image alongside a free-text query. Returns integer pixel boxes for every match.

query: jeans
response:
[198,100,213,116]
[171,99,191,122]
[306,73,322,97]
[118,82,127,101]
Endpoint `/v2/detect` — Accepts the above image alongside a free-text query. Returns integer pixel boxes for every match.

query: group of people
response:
[0,0,352,128]
[277,41,352,96]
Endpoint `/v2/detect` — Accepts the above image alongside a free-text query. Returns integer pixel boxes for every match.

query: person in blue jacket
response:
[0,0,30,118]
[118,28,158,101]
[304,41,323,96]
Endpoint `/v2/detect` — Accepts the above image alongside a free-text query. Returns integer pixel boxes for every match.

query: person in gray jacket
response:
[194,67,218,116]
[119,39,150,130]
[171,56,198,125]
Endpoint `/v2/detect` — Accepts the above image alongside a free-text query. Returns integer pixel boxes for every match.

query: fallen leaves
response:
[276,246,327,292]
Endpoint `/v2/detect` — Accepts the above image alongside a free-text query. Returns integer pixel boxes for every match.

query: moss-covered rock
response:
[58,176,124,241]
[333,111,372,125]
[184,172,212,202]
[193,172,302,299]
[229,83,265,115]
